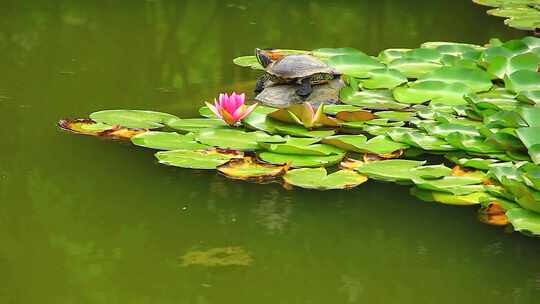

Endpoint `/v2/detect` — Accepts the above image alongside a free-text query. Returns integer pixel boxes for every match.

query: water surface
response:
[1,0,540,303]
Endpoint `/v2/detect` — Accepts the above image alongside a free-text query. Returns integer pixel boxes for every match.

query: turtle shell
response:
[266,54,336,79]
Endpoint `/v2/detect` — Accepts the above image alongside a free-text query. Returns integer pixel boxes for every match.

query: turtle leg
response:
[254,73,271,93]
[296,77,313,98]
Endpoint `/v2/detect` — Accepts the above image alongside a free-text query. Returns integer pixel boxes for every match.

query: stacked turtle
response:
[253,49,344,108]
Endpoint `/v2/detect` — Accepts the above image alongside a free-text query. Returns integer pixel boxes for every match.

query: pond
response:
[2,0,540,303]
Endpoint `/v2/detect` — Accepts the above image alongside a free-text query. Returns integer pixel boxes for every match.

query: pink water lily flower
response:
[205,92,257,126]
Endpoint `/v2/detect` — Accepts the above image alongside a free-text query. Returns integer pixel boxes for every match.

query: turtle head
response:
[255,48,273,68]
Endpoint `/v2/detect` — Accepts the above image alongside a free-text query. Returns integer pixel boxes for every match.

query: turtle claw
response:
[296,78,313,98]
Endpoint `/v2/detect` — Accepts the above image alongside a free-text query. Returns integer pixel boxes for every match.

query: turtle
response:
[254,48,339,98]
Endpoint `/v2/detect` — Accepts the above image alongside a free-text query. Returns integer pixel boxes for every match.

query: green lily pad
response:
[505,70,540,93]
[423,123,481,138]
[326,54,386,78]
[421,41,484,52]
[323,104,362,115]
[411,187,488,205]
[403,48,444,62]
[378,49,410,64]
[388,58,443,78]
[131,131,208,150]
[517,90,540,105]
[483,110,527,128]
[232,56,264,70]
[90,110,178,129]
[258,151,344,168]
[417,66,493,92]
[516,127,540,163]
[195,129,284,151]
[393,81,472,105]
[410,165,453,179]
[413,176,485,195]
[506,208,540,236]
[233,49,307,69]
[167,118,228,132]
[266,119,335,138]
[388,130,456,151]
[353,159,427,182]
[323,135,408,155]
[340,88,409,110]
[311,47,363,58]
[259,141,344,156]
[447,132,504,154]
[517,107,540,127]
[485,53,540,79]
[445,152,500,170]
[242,111,276,133]
[374,111,415,121]
[360,68,407,89]
[283,168,367,190]
[155,149,243,170]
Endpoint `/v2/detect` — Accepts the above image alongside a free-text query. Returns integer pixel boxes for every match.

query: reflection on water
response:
[252,189,293,234]
[1,0,540,303]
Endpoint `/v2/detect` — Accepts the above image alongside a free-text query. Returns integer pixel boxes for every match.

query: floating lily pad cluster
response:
[60,36,540,237]
[473,0,540,31]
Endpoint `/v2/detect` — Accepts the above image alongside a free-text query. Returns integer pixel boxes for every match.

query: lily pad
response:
[258,151,345,168]
[417,66,493,92]
[411,187,488,205]
[259,141,344,156]
[388,58,443,78]
[283,168,367,190]
[155,149,243,170]
[90,110,178,129]
[167,118,228,132]
[352,159,427,182]
[266,119,335,138]
[311,47,363,58]
[506,208,540,236]
[505,70,540,93]
[195,129,284,151]
[340,88,409,110]
[131,131,208,150]
[58,119,146,139]
[326,54,386,78]
[217,157,288,181]
[393,81,472,105]
[360,68,407,89]
[323,135,409,155]
[485,53,540,79]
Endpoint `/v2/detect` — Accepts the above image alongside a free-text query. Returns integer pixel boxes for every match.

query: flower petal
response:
[220,108,238,125]
[205,101,222,118]
[238,103,258,120]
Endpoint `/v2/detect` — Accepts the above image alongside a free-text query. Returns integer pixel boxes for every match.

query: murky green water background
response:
[1,0,540,303]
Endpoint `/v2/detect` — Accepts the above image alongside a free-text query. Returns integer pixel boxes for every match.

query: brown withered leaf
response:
[339,158,364,170]
[336,110,375,122]
[363,149,404,161]
[478,202,509,226]
[217,156,289,181]
[58,119,146,139]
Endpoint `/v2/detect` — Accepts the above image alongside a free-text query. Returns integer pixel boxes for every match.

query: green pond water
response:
[2,0,540,303]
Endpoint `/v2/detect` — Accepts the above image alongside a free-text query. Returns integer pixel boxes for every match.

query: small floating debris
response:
[180,246,253,267]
